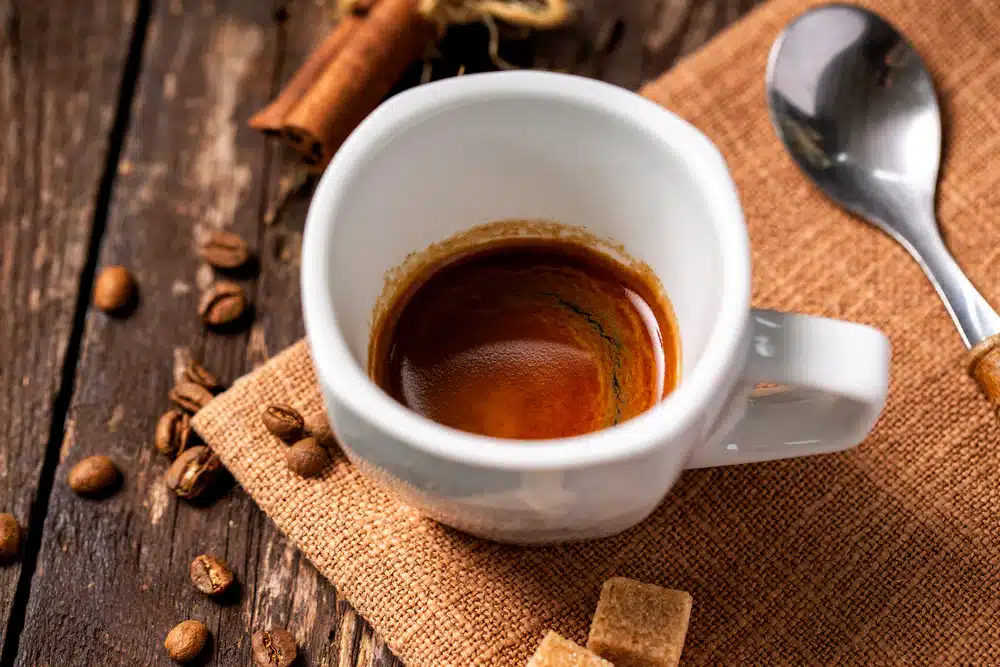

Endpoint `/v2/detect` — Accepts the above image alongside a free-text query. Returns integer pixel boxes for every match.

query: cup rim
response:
[302,71,751,471]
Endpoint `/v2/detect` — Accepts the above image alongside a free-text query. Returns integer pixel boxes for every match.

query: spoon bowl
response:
[766,3,1000,348]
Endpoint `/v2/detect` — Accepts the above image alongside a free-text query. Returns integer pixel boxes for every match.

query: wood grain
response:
[254,1,403,665]
[532,0,763,88]
[7,1,760,665]
[0,0,141,659]
[13,0,277,663]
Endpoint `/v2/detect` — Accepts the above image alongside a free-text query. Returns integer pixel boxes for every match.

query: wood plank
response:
[249,0,404,660]
[10,0,398,663]
[11,1,760,665]
[0,0,142,659]
[532,0,764,88]
[13,0,281,663]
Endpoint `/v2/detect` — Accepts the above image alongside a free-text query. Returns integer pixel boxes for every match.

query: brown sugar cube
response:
[527,632,613,667]
[587,577,692,667]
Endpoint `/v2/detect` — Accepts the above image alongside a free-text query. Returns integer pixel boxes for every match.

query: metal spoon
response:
[765,3,1000,350]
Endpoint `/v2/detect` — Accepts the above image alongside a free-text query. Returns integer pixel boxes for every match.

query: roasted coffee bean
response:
[251,628,297,667]
[190,554,235,596]
[261,404,305,443]
[0,514,21,564]
[198,280,247,327]
[155,409,192,459]
[164,620,209,663]
[165,446,221,499]
[286,437,328,477]
[93,265,136,313]
[169,381,214,413]
[198,230,250,270]
[67,456,121,498]
[182,359,223,392]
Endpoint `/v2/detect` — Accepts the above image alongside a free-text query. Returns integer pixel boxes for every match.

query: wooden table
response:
[0,0,760,663]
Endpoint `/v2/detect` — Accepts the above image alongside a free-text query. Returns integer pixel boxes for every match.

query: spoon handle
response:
[907,228,1000,404]
[906,230,1000,348]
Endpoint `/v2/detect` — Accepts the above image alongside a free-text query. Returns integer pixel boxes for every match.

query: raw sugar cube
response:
[527,631,613,666]
[587,577,693,667]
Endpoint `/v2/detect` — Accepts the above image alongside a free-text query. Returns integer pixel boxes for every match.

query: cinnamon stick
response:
[281,0,437,169]
[249,1,380,135]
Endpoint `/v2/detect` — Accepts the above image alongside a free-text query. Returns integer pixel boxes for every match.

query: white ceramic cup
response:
[302,71,890,544]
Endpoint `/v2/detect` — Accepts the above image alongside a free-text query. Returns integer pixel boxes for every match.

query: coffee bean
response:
[165,446,221,499]
[156,409,192,459]
[93,265,136,313]
[164,619,209,663]
[261,404,305,443]
[0,514,21,564]
[198,230,250,270]
[198,280,247,327]
[182,359,222,392]
[251,628,297,667]
[169,381,214,413]
[68,456,121,498]
[190,554,235,596]
[286,437,329,477]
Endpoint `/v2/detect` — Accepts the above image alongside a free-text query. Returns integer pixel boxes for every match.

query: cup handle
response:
[685,309,891,469]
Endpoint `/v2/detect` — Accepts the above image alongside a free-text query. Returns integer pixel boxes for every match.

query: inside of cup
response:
[325,88,728,386]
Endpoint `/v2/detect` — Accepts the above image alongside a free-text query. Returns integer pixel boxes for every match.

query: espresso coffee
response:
[370,239,679,440]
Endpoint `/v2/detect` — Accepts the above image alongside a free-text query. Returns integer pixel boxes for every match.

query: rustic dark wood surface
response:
[0,0,761,664]
[0,0,142,662]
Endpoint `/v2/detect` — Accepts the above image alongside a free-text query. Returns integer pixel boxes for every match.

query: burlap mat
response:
[193,0,1000,663]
